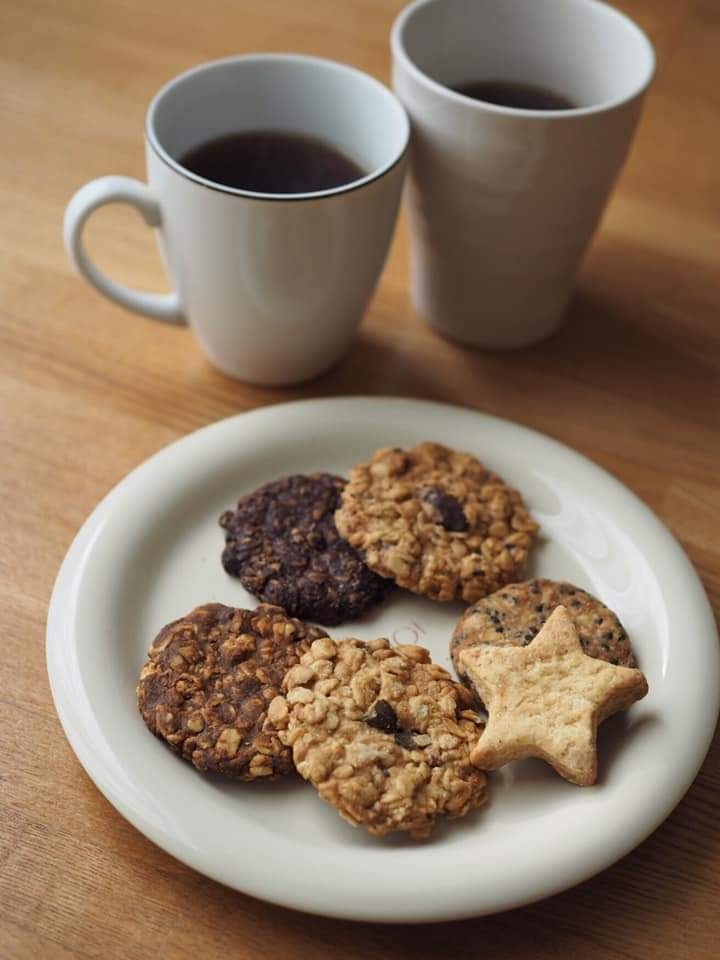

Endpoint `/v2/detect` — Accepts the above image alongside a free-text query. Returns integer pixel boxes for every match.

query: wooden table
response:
[2,0,718,956]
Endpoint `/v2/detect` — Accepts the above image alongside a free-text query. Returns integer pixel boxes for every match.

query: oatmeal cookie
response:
[137,603,328,780]
[335,443,538,603]
[458,605,648,786]
[220,473,387,626]
[451,579,635,687]
[266,635,488,838]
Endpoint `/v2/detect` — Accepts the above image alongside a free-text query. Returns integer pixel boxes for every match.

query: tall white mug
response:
[391,0,655,348]
[64,55,409,384]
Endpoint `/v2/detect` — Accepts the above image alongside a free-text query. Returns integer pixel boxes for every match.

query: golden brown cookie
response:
[458,605,648,786]
[137,603,328,780]
[266,636,488,838]
[451,579,635,688]
[335,443,538,603]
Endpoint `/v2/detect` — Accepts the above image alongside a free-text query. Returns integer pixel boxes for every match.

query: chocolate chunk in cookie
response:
[137,603,328,780]
[451,578,635,688]
[423,487,469,532]
[266,636,488,838]
[335,443,538,603]
[219,473,388,626]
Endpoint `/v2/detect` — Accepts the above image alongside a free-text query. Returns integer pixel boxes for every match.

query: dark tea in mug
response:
[179,130,365,193]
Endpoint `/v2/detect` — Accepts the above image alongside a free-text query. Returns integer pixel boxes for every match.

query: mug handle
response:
[63,175,185,324]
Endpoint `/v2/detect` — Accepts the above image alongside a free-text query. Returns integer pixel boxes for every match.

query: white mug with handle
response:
[64,54,409,385]
[391,0,655,348]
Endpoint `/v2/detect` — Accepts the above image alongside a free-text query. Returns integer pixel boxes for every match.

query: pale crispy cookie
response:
[266,636,488,838]
[219,473,387,626]
[451,579,635,687]
[458,605,648,786]
[334,443,538,603]
[137,603,328,780]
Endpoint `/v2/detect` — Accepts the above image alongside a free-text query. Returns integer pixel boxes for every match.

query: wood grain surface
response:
[1,0,719,957]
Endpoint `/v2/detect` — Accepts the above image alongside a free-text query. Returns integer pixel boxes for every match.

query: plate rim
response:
[46,395,720,922]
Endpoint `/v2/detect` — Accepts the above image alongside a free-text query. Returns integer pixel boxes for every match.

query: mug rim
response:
[391,0,656,119]
[145,53,411,202]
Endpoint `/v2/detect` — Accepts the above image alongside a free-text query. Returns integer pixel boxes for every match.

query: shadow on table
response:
[276,280,717,436]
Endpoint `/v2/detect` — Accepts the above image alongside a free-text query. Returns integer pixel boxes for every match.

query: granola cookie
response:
[335,443,538,603]
[266,635,488,838]
[459,605,648,786]
[220,473,387,626]
[451,579,635,687]
[137,603,328,780]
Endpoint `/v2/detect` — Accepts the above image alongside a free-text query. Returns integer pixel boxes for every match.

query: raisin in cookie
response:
[137,603,328,780]
[451,579,635,688]
[266,635,488,838]
[220,473,387,626]
[335,443,538,603]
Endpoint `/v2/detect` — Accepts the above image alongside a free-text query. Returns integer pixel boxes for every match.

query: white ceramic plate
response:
[47,397,719,923]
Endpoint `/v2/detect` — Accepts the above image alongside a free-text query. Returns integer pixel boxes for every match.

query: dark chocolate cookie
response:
[137,602,328,779]
[451,579,635,688]
[219,473,388,626]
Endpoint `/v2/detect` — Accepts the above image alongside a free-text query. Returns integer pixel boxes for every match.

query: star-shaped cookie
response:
[457,604,648,786]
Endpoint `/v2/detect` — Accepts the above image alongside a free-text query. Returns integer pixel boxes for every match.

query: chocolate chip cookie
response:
[451,579,635,688]
[219,473,388,626]
[137,603,328,780]
[335,443,538,603]
[266,635,488,838]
